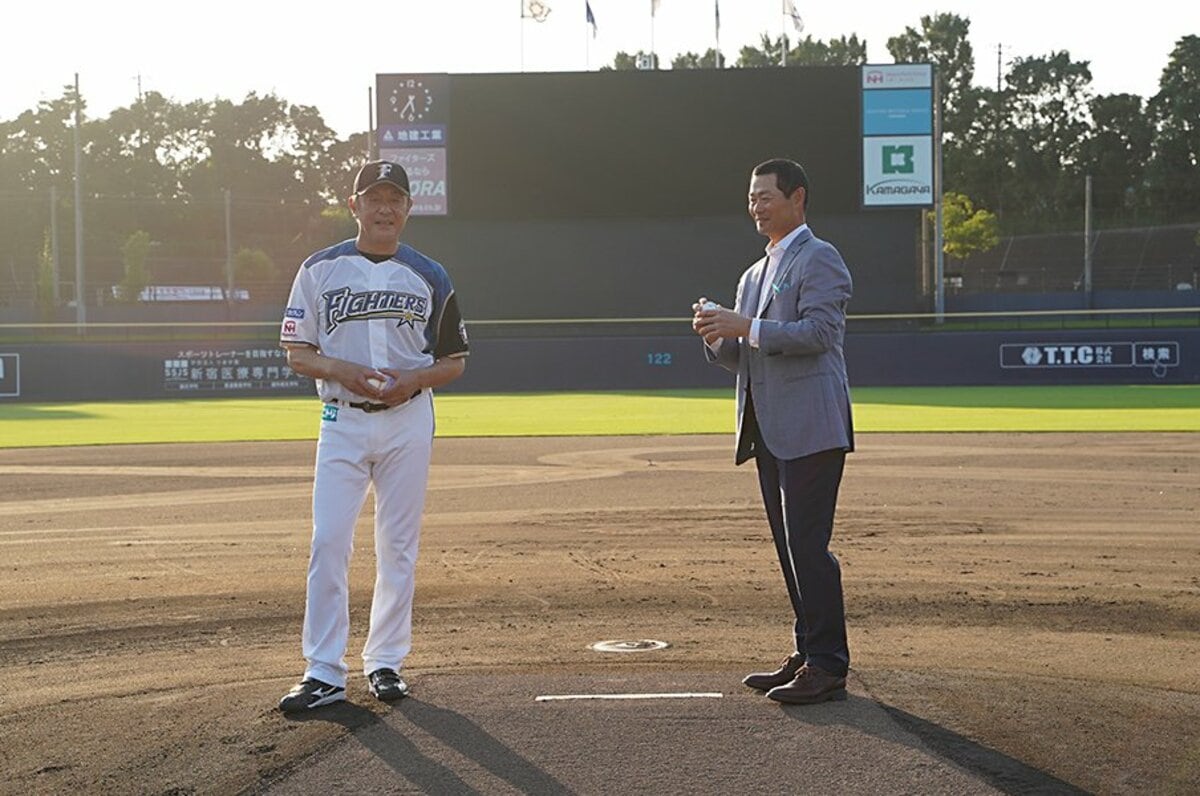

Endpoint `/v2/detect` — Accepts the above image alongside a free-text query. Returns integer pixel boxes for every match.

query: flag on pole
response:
[586,1,597,37]
[651,0,661,17]
[522,0,551,22]
[783,0,804,34]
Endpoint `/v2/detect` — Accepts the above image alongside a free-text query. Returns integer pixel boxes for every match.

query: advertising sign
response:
[0,353,18,397]
[999,341,1181,378]
[376,74,449,216]
[863,136,934,206]
[861,64,933,208]
[377,148,448,216]
[863,89,933,136]
[162,348,310,393]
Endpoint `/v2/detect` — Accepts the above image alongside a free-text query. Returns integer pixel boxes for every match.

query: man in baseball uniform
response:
[277,160,469,712]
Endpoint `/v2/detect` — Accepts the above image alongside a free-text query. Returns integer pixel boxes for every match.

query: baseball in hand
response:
[367,375,393,392]
[701,301,719,311]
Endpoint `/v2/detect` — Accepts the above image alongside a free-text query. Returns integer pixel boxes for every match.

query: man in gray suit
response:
[693,158,854,705]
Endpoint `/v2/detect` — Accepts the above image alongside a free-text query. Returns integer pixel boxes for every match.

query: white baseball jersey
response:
[278,238,468,688]
[280,239,468,398]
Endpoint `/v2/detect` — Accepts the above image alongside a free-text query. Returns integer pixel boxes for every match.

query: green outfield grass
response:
[0,386,1197,448]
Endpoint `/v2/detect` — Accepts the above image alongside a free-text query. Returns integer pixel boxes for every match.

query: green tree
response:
[233,247,278,287]
[1147,35,1200,221]
[0,87,351,294]
[737,34,785,67]
[603,51,658,70]
[87,91,201,201]
[117,230,152,302]
[307,205,357,253]
[672,49,723,69]
[887,13,986,228]
[0,84,82,191]
[934,192,1000,261]
[886,14,977,136]
[84,92,203,278]
[997,51,1094,231]
[796,34,867,65]
[737,33,866,67]
[1081,93,1153,223]
[0,85,82,289]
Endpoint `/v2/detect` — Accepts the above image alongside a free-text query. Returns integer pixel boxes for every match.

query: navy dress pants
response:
[754,445,849,677]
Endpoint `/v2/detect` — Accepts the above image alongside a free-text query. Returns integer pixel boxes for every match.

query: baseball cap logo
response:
[353,159,410,196]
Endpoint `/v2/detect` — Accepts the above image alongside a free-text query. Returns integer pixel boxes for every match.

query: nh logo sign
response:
[882,145,915,174]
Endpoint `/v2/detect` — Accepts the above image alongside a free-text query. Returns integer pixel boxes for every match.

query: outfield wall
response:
[2,328,1197,402]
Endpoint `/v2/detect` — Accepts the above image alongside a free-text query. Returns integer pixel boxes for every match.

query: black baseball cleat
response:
[278,678,346,713]
[367,668,409,702]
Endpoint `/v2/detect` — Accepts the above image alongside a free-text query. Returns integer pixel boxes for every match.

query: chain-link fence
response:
[942,224,1200,296]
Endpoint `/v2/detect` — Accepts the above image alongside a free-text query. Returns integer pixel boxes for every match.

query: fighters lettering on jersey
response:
[323,287,429,332]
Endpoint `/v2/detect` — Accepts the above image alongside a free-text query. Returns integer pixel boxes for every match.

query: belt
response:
[332,389,421,413]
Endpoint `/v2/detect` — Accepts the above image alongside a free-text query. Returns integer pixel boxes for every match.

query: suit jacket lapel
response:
[759,228,812,315]
[745,255,769,317]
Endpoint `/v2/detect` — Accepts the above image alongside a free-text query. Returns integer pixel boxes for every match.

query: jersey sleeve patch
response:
[434,292,469,359]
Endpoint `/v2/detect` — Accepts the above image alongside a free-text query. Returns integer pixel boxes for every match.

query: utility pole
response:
[933,73,945,323]
[1084,175,1094,308]
[994,43,1009,222]
[72,72,86,331]
[921,206,930,298]
[367,86,376,160]
[49,186,60,304]
[224,188,234,310]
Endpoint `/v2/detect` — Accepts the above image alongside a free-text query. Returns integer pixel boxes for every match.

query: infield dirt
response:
[1,433,1197,794]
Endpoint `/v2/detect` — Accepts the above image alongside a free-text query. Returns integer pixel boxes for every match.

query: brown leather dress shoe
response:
[742,653,806,691]
[766,664,847,705]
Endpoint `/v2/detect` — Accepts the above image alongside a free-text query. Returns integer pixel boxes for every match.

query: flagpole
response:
[520,0,525,72]
[586,1,590,70]
[781,1,787,67]
[715,1,721,68]
[650,1,656,69]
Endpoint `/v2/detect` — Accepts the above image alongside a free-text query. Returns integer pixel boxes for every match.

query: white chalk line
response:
[535,692,723,702]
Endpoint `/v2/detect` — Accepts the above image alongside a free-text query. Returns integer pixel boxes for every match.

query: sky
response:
[1,1,1191,140]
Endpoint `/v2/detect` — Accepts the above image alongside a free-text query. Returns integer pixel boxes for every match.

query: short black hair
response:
[752,158,810,210]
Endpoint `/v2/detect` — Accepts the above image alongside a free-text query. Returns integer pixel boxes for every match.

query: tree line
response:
[616,17,1199,236]
[1,90,366,306]
[1,13,1197,306]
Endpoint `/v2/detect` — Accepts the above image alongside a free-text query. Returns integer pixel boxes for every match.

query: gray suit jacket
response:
[706,227,855,464]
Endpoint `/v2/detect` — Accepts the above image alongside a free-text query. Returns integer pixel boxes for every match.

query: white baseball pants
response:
[301,392,434,687]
